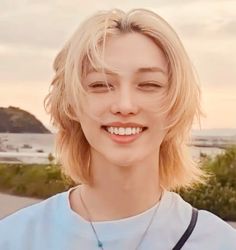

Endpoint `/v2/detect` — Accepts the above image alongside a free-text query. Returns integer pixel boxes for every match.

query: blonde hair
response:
[44,8,205,190]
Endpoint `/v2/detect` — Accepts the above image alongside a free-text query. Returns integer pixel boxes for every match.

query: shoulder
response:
[192,210,236,248]
[197,209,236,236]
[0,191,63,223]
[167,191,235,233]
[165,191,236,248]
[0,190,68,248]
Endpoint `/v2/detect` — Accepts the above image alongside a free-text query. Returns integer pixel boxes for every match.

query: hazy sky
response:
[0,0,235,129]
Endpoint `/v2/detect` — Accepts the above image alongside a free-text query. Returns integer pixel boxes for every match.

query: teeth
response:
[106,127,143,135]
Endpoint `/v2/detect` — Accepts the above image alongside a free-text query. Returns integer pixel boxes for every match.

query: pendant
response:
[98,240,103,248]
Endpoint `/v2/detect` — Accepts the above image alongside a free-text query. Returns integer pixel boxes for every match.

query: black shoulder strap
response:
[172,207,198,250]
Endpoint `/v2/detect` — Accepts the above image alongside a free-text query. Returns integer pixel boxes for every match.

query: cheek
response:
[149,113,168,139]
[140,94,167,114]
[85,96,111,116]
[78,99,109,135]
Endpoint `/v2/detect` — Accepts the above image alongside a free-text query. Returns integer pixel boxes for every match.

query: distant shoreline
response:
[0,132,235,164]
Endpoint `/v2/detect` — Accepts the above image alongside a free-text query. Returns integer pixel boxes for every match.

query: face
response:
[79,32,169,168]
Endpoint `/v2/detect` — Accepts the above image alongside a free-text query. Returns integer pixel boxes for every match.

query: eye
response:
[138,82,162,91]
[88,81,114,92]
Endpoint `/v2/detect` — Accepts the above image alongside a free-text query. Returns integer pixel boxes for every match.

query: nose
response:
[110,86,139,116]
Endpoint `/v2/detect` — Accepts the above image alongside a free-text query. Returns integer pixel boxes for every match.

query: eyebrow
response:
[136,67,166,74]
[87,67,167,75]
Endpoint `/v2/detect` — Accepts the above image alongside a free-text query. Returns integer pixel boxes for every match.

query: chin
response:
[107,155,145,168]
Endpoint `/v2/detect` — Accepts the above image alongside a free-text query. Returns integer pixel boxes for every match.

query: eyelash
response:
[138,83,162,89]
[89,82,113,88]
[88,82,162,92]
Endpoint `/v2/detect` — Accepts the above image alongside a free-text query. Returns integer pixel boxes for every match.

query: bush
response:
[0,164,76,199]
[0,146,235,221]
[178,146,236,221]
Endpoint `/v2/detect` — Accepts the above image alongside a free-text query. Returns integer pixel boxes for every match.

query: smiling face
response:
[79,32,169,168]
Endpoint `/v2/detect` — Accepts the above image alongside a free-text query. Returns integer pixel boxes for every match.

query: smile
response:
[104,126,145,135]
[101,126,148,144]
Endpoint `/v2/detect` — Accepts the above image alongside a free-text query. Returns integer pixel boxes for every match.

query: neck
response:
[70,154,163,221]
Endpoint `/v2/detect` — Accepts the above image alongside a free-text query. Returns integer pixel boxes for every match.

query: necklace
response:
[79,189,162,250]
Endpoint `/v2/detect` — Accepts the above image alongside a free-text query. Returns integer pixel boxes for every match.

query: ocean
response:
[0,130,236,164]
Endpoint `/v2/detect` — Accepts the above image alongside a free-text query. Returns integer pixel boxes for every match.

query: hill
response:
[0,106,50,133]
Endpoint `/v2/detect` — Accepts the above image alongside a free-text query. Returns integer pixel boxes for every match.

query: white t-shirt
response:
[0,186,235,250]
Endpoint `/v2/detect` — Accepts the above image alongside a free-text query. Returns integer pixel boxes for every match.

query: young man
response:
[1,8,235,250]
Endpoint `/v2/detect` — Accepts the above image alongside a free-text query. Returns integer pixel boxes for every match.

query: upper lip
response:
[102,122,146,128]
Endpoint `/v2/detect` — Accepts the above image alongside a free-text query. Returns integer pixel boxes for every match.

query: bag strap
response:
[172,207,198,250]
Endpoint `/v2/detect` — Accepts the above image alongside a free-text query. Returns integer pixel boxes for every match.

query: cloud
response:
[0,45,55,83]
[0,0,235,87]
[197,51,236,88]
[0,0,235,128]
[0,0,235,51]
[221,20,236,36]
[154,0,236,38]
[177,18,236,38]
[0,4,73,50]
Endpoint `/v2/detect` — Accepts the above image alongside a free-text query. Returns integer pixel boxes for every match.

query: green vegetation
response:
[178,146,236,221]
[0,164,75,199]
[0,146,235,221]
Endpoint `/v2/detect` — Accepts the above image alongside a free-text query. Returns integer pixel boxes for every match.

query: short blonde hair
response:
[44,8,205,190]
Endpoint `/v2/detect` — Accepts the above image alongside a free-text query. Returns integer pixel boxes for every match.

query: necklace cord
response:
[79,188,163,250]
[80,190,105,250]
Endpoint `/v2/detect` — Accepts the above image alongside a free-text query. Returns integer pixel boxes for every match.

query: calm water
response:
[0,132,235,164]
[0,133,55,164]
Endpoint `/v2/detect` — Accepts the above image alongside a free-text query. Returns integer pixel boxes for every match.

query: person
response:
[0,8,235,250]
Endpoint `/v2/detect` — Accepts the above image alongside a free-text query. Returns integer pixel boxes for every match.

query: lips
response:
[101,122,148,135]
[101,126,148,132]
[100,122,148,144]
[102,126,146,144]
[101,122,147,129]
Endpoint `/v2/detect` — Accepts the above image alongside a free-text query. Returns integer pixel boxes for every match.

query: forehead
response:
[85,32,168,77]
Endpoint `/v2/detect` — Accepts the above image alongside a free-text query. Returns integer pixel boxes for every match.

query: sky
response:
[0,0,236,130]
